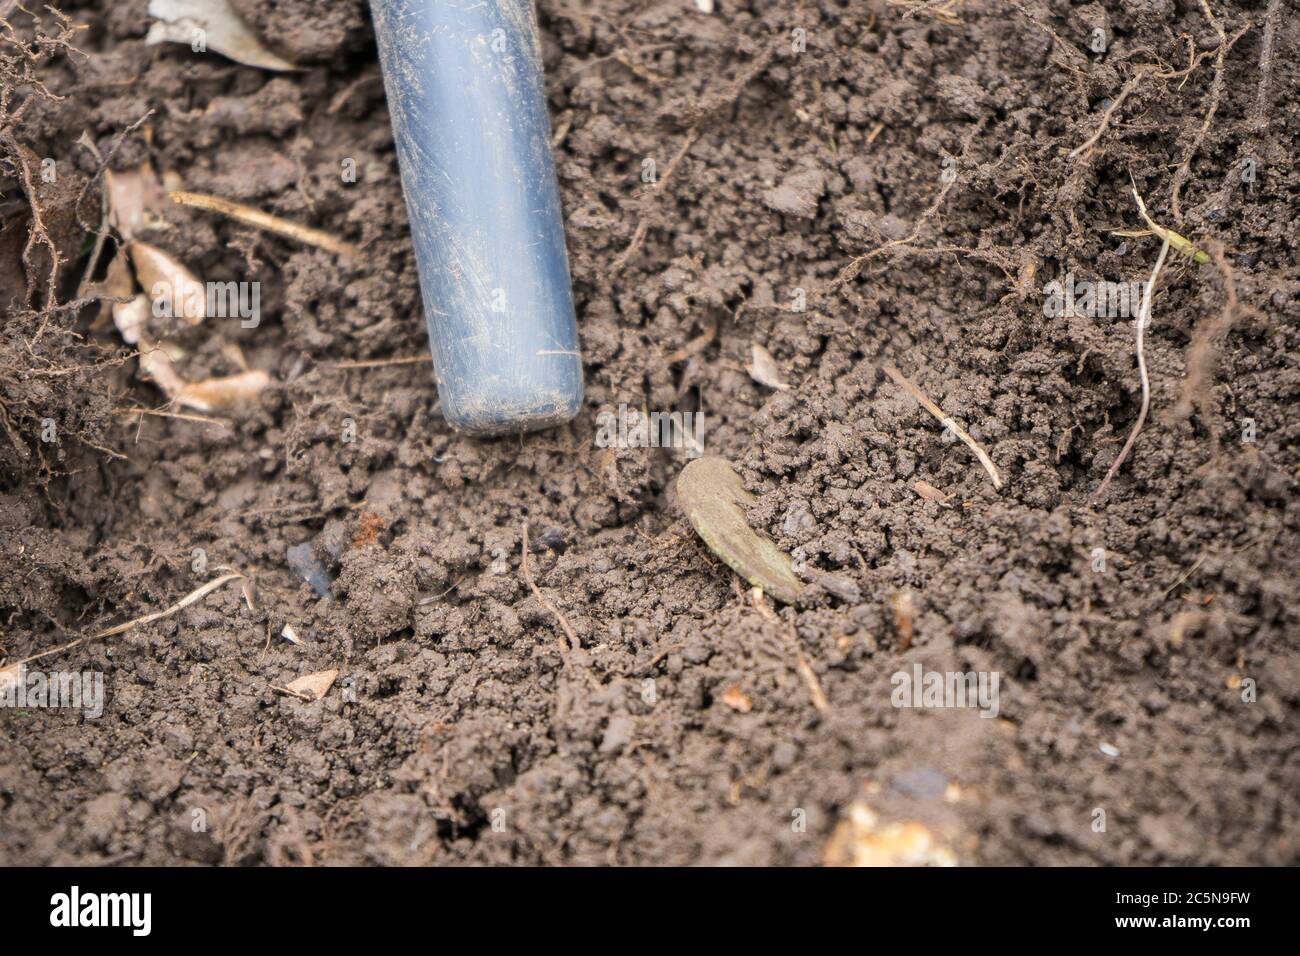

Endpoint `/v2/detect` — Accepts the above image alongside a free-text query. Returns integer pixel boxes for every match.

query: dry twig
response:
[1252,0,1282,126]
[332,355,432,370]
[169,190,360,257]
[0,572,245,676]
[882,365,1003,490]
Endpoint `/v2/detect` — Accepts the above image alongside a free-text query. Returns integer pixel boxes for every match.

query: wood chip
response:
[913,479,953,505]
[678,456,803,605]
[747,343,790,390]
[890,591,915,650]
[721,685,753,713]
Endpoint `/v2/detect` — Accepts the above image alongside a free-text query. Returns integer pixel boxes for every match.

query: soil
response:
[1,0,1297,866]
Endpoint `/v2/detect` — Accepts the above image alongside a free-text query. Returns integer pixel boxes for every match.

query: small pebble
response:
[1099,742,1120,757]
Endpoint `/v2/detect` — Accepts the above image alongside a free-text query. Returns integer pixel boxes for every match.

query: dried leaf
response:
[126,240,206,325]
[678,456,803,605]
[105,163,169,241]
[747,343,790,390]
[282,668,338,701]
[145,0,299,72]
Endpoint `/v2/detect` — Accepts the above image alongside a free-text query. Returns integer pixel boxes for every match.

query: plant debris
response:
[913,479,953,505]
[125,240,206,325]
[747,342,790,390]
[678,456,803,605]
[145,0,298,72]
[275,668,338,701]
[104,163,169,240]
[1093,207,1175,499]
[882,365,1003,491]
[0,572,245,680]
[1111,180,1210,265]
[170,190,359,258]
[720,685,753,713]
[890,590,916,650]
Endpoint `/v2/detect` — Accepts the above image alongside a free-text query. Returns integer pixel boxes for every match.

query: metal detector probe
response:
[369,0,583,435]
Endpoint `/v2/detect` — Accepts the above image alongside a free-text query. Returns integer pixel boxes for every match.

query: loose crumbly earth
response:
[1,0,1296,865]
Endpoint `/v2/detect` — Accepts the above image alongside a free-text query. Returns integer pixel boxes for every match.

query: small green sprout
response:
[1112,178,1210,264]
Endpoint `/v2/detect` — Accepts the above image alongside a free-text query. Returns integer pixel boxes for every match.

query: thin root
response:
[750,588,829,714]
[1092,235,1172,500]
[1169,4,1250,222]
[520,521,577,668]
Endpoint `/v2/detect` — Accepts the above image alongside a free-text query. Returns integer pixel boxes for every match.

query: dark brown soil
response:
[1,0,1297,865]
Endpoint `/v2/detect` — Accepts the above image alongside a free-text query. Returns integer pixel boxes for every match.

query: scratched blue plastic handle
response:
[370,0,583,435]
